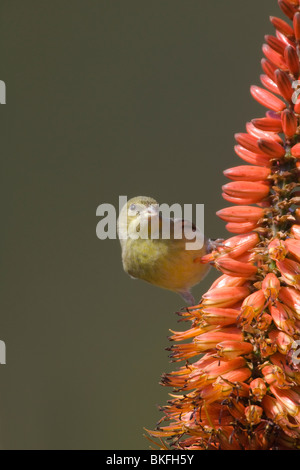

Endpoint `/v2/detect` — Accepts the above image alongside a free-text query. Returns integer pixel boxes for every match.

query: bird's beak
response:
[145,204,159,218]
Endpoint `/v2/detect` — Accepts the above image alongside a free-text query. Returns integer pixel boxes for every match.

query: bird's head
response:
[117,196,159,244]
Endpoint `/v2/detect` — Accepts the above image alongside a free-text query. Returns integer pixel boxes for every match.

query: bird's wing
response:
[158,216,195,240]
[172,218,204,242]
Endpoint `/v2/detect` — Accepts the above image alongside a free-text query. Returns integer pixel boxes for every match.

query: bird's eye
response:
[129,204,136,211]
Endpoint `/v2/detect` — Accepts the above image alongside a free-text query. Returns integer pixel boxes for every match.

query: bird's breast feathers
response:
[121,238,208,291]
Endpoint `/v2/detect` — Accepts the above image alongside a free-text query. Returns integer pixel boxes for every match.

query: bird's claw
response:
[208,238,225,252]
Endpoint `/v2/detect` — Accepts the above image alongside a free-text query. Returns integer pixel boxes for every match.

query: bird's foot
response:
[179,291,195,306]
[208,238,225,252]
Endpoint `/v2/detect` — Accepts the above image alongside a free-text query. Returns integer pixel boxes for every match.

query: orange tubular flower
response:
[147,1,300,450]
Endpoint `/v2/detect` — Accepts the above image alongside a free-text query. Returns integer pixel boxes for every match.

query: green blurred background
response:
[0,0,279,449]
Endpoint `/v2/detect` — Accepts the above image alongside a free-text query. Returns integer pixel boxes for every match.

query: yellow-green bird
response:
[117,196,211,305]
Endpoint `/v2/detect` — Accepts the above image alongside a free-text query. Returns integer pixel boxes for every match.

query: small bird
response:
[117,196,211,305]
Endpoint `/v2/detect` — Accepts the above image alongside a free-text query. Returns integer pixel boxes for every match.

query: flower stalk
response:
[147,0,300,450]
